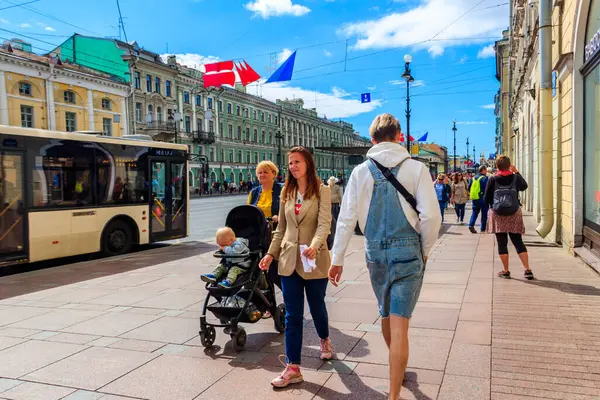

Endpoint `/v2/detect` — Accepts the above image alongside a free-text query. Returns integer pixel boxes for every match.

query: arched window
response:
[156,107,163,122]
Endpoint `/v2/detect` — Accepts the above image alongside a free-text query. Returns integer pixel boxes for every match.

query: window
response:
[236,105,240,116]
[102,118,112,136]
[136,103,142,122]
[65,112,76,132]
[275,116,278,125]
[101,98,111,110]
[157,107,163,122]
[227,103,232,114]
[208,98,213,109]
[64,91,76,104]
[155,77,161,94]
[245,128,250,141]
[253,110,257,120]
[96,144,149,205]
[184,92,190,104]
[237,151,242,163]
[32,141,94,207]
[146,75,152,92]
[229,151,234,163]
[210,148,215,162]
[20,105,33,127]
[228,125,233,138]
[197,118,203,131]
[209,120,214,133]
[261,113,265,122]
[262,153,266,161]
[166,80,171,97]
[218,100,223,112]
[268,114,272,123]
[134,72,141,89]
[254,152,258,163]
[220,149,224,162]
[246,151,251,163]
[185,116,191,133]
[19,82,32,96]
[253,129,257,142]
[261,131,265,143]
[236,126,241,140]
[244,108,249,118]
[269,133,272,144]
[196,95,201,107]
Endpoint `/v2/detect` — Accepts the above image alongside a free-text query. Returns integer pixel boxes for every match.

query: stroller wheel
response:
[273,303,286,334]
[200,326,216,348]
[231,328,247,352]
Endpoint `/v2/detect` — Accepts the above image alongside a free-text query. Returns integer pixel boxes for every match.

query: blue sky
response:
[0,0,508,158]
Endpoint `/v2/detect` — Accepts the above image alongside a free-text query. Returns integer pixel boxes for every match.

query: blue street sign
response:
[361,93,371,103]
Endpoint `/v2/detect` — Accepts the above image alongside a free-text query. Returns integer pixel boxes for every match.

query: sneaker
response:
[271,362,303,388]
[469,226,477,234]
[524,269,534,280]
[456,217,460,223]
[320,338,334,360]
[218,280,233,288]
[497,270,511,279]
[200,274,218,284]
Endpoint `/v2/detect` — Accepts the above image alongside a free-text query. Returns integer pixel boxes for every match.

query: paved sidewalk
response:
[0,214,599,399]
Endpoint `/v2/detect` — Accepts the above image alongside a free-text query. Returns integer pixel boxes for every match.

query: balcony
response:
[143,121,176,133]
[194,130,216,144]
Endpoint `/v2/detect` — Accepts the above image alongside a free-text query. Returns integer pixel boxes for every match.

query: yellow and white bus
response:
[0,126,189,267]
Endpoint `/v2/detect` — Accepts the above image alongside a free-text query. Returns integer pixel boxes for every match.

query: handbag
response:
[369,158,419,214]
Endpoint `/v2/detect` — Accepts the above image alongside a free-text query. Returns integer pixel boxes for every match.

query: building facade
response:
[0,42,129,136]
[497,0,600,263]
[494,30,510,156]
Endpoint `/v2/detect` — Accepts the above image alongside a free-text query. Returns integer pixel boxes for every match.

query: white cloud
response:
[367,85,376,91]
[481,104,495,109]
[277,48,293,65]
[457,121,489,125]
[248,80,382,118]
[477,44,495,59]
[245,0,310,19]
[388,79,425,88]
[160,53,221,72]
[323,49,332,57]
[18,23,31,28]
[339,0,505,56]
[44,26,56,32]
[0,19,9,24]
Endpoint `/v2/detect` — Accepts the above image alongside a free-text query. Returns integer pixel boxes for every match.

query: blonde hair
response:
[215,227,235,244]
[437,173,446,180]
[256,160,278,176]
[369,113,401,143]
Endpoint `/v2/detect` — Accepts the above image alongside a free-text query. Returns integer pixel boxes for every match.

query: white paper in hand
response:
[299,245,316,273]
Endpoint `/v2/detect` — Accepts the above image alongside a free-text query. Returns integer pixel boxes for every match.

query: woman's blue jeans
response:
[280,271,329,364]
[438,201,447,221]
[454,203,466,221]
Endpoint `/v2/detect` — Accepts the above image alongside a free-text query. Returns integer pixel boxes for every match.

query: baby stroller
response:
[199,205,285,352]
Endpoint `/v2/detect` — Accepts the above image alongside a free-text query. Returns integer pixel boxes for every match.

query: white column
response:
[121,98,128,136]
[45,78,56,130]
[0,71,8,125]
[177,89,184,131]
[192,99,197,131]
[87,89,94,131]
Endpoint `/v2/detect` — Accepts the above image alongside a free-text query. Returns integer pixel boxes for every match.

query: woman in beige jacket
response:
[259,147,332,388]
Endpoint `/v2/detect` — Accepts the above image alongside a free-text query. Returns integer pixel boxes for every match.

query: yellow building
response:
[0,42,129,136]
[500,0,600,267]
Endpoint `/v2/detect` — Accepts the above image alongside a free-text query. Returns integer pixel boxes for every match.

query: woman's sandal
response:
[497,270,511,279]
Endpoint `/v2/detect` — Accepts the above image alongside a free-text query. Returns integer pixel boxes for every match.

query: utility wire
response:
[0,0,40,11]
[115,0,128,43]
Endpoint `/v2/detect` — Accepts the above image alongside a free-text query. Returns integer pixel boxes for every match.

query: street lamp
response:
[173,110,182,144]
[401,54,414,153]
[452,120,457,172]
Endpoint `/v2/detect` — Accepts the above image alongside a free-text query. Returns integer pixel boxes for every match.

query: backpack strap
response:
[369,158,419,215]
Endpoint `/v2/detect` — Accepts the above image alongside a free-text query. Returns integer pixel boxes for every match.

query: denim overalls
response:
[364,160,425,319]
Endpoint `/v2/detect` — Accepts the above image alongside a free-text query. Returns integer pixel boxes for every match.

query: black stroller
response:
[199,205,285,352]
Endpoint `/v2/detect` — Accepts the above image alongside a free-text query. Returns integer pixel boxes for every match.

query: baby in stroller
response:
[201,227,250,288]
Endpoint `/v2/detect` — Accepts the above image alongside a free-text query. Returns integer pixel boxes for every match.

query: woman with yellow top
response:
[248,161,283,297]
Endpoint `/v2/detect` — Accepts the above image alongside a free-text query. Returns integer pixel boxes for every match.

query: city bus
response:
[0,125,189,268]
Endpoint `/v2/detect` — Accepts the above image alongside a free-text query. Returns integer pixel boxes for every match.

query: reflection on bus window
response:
[96,144,149,205]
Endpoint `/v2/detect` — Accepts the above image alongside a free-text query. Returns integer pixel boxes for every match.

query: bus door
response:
[0,150,27,265]
[150,158,187,241]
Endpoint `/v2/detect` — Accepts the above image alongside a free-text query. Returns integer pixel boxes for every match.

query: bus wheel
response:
[102,220,133,256]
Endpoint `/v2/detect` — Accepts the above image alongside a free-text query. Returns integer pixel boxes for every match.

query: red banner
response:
[203,71,236,88]
[204,61,234,73]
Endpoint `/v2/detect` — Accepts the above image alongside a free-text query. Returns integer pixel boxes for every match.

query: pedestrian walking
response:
[248,160,283,296]
[328,176,342,221]
[451,172,469,224]
[434,174,450,222]
[259,147,333,388]
[468,165,489,233]
[329,113,441,400]
[484,156,534,280]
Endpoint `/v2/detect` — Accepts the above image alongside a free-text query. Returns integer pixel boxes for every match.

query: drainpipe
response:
[536,0,554,238]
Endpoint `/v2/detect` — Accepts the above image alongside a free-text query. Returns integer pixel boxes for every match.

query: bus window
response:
[95,144,148,205]
[31,141,94,207]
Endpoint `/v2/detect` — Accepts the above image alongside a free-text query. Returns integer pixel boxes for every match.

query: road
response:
[185,194,247,242]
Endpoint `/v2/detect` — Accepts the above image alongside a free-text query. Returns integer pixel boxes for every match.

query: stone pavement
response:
[0,214,599,399]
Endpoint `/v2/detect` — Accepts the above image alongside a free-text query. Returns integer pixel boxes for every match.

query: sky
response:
[0,0,509,158]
